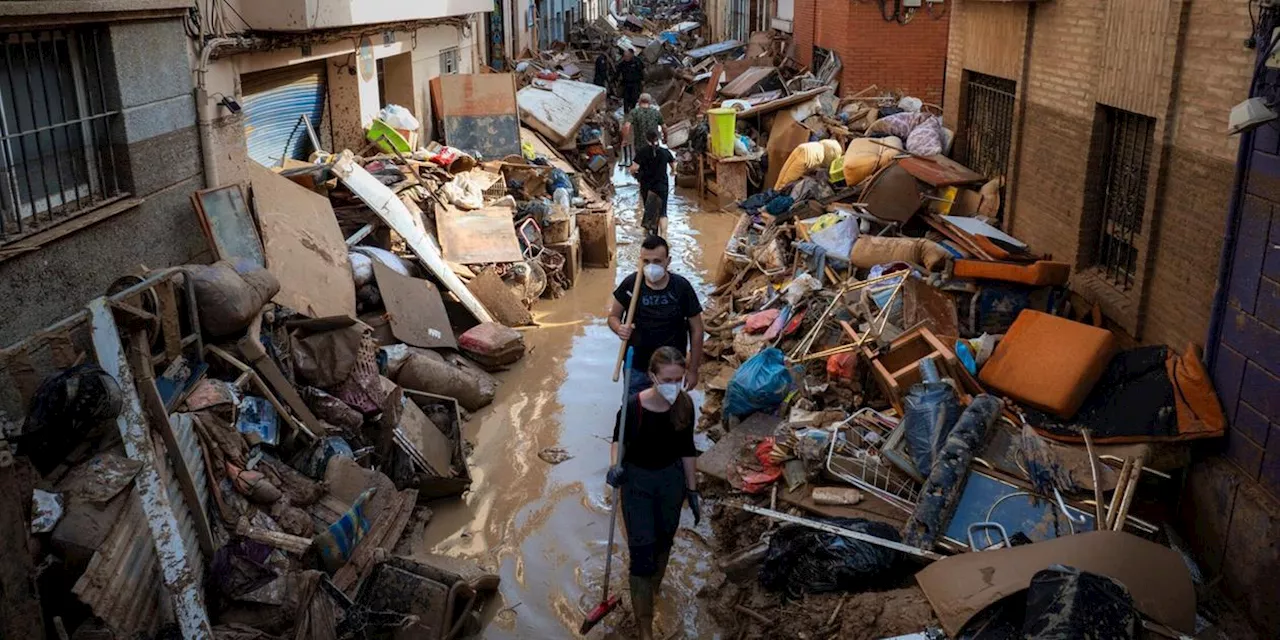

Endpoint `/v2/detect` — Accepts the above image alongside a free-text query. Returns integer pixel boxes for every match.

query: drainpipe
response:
[194,37,241,189]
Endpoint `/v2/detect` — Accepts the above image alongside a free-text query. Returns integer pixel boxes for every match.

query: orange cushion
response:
[979,310,1117,418]
[953,260,1071,286]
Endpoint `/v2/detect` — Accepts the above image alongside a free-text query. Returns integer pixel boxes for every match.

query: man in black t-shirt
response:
[609,235,704,395]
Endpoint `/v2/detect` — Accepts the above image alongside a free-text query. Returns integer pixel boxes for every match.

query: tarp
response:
[432,73,522,160]
[516,80,607,147]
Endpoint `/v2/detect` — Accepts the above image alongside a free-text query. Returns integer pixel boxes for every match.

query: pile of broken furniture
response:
[691,76,1230,637]
[0,91,625,636]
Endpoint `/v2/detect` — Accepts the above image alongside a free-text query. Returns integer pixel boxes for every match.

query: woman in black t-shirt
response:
[606,346,701,640]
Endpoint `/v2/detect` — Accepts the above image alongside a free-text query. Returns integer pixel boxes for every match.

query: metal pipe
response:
[193,36,238,189]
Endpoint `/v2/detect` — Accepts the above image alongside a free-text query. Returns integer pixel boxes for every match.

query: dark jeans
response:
[622,84,642,114]
[621,462,686,577]
[639,185,669,234]
[627,368,653,396]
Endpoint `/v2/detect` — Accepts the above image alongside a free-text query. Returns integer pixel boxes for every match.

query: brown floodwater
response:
[420,171,739,639]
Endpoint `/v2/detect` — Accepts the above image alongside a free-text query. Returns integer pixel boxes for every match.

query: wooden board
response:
[436,204,524,265]
[765,112,813,190]
[578,209,616,268]
[434,73,522,159]
[898,155,985,187]
[720,66,776,98]
[520,127,576,173]
[371,261,457,349]
[466,270,533,327]
[248,163,356,319]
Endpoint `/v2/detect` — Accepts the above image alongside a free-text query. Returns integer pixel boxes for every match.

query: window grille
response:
[440,47,459,75]
[0,27,122,246]
[956,71,1016,219]
[1091,106,1156,290]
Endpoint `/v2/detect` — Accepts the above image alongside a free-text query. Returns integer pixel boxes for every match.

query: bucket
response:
[707,108,737,158]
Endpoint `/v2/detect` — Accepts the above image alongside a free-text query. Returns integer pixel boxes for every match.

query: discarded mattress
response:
[979,310,1118,419]
[842,136,902,185]
[1025,345,1226,444]
[517,80,607,147]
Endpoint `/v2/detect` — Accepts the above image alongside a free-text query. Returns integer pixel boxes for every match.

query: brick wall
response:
[793,0,948,103]
[945,1,1280,635]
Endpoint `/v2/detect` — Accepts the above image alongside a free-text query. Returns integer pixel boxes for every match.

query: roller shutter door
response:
[241,62,327,168]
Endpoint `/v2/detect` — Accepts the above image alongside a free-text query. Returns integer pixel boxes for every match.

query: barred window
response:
[0,27,122,247]
[440,47,459,75]
[1090,105,1155,290]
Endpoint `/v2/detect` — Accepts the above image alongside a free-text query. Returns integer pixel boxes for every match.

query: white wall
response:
[231,0,491,31]
[197,15,486,175]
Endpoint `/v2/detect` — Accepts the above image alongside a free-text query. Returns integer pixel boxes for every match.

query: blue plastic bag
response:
[725,348,793,417]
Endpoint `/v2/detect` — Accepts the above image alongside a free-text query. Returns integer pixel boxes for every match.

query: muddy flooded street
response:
[420,173,737,639]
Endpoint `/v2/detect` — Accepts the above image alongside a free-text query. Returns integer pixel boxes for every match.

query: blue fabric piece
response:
[765,195,795,216]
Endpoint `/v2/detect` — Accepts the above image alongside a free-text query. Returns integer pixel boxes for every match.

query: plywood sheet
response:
[436,204,523,265]
[435,73,522,159]
[898,155,985,187]
[248,163,355,318]
[465,270,533,327]
[720,66,775,98]
[371,261,456,349]
[516,80,607,146]
[765,112,813,190]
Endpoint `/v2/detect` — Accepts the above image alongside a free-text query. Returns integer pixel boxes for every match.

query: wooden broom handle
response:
[612,266,644,382]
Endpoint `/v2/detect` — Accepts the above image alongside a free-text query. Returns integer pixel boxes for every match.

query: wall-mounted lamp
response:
[215,94,242,115]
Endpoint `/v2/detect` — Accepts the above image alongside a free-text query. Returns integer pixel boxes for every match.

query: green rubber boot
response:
[629,575,655,640]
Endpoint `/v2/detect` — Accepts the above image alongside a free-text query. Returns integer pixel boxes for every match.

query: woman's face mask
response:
[655,382,681,404]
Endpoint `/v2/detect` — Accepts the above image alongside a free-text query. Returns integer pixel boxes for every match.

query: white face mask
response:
[643,263,667,283]
[655,382,681,404]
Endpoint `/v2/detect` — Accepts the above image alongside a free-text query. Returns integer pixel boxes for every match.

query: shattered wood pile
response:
[0,70,623,634]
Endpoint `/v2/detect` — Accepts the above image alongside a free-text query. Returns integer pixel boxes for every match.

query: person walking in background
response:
[622,91,663,168]
[605,346,702,640]
[631,128,675,237]
[617,48,645,113]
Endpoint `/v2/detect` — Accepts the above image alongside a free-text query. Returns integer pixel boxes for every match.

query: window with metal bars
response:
[0,27,122,247]
[440,47,460,75]
[1089,105,1155,290]
[956,70,1016,218]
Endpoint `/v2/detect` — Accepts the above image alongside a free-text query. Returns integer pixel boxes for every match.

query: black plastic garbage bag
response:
[759,517,903,598]
[1022,565,1138,640]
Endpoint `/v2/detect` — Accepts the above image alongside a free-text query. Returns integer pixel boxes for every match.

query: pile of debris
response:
[683,44,1236,640]
[0,80,622,637]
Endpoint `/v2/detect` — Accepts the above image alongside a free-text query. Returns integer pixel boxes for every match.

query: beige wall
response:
[198,16,484,178]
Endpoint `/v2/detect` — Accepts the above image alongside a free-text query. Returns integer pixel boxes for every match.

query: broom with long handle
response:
[580,347,635,634]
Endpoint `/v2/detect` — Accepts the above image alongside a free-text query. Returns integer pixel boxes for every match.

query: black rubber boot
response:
[629,575,655,640]
[653,549,671,597]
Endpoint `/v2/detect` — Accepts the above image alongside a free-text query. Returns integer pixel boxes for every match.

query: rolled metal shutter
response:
[241,62,327,168]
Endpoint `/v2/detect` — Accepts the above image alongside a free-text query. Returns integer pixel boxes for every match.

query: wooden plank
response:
[332,489,418,595]
[155,280,183,361]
